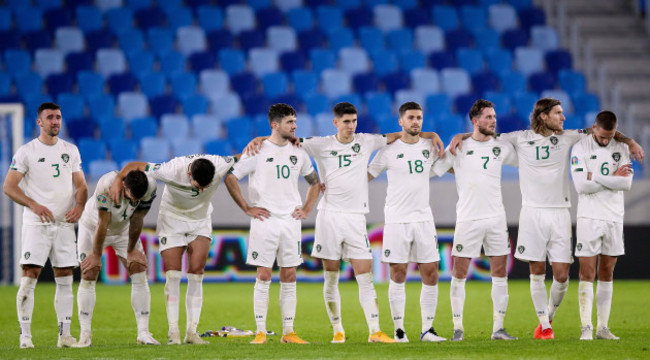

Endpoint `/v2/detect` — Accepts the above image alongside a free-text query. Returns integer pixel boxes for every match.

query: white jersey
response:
[230,140,314,216]
[368,138,439,223]
[9,138,82,224]
[79,171,157,235]
[301,133,387,214]
[145,154,235,221]
[570,136,632,223]
[433,137,517,222]
[499,129,587,208]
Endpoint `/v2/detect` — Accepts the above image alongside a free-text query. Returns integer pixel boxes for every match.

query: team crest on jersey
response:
[577,243,583,251]
[571,156,578,165]
[492,146,501,156]
[397,153,404,159]
[24,252,30,259]
[225,157,233,163]
[330,151,337,156]
[528,141,535,145]
[384,249,390,257]
[160,237,167,245]
[517,245,525,254]
[61,153,70,163]
[612,152,621,162]
[352,143,360,153]
[251,251,258,260]
[456,244,463,252]
[550,136,558,145]
[316,244,322,252]
[97,195,107,203]
[289,155,297,165]
[422,150,430,159]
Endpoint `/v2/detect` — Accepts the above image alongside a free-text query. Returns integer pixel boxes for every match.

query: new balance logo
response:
[38,158,45,162]
[266,158,274,162]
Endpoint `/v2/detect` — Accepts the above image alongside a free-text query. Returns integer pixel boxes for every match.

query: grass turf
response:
[0,280,648,359]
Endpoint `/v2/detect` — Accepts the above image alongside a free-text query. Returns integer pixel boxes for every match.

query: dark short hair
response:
[333,102,357,118]
[190,158,215,187]
[468,99,494,120]
[595,110,617,131]
[123,170,148,199]
[37,102,61,116]
[398,102,422,117]
[268,103,296,126]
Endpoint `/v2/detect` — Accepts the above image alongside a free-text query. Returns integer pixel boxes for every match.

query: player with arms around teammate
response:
[224,103,320,344]
[4,102,88,348]
[570,111,633,341]
[450,98,643,339]
[368,102,446,343]
[110,152,237,345]
[75,170,159,347]
[433,100,518,341]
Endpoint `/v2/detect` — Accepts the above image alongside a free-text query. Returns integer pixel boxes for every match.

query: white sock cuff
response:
[579,280,594,289]
[187,273,203,283]
[421,283,438,290]
[79,279,96,288]
[552,277,569,288]
[451,276,466,285]
[255,279,271,290]
[389,280,405,289]
[597,280,613,290]
[355,272,373,284]
[280,281,296,289]
[492,276,507,284]
[131,272,147,284]
[325,270,340,282]
[166,270,182,281]
[21,276,37,288]
[55,275,73,285]
[530,274,545,283]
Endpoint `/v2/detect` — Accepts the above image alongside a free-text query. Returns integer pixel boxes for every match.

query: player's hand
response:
[431,133,445,157]
[320,183,326,193]
[243,137,266,156]
[629,142,645,162]
[126,249,147,274]
[288,137,301,147]
[613,164,633,177]
[449,134,464,155]
[245,206,270,221]
[109,180,124,204]
[292,206,309,220]
[30,203,54,223]
[81,253,102,275]
[587,172,593,181]
[65,204,84,223]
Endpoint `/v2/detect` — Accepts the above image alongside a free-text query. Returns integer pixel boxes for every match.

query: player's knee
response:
[82,267,100,281]
[22,265,41,279]
[554,273,569,283]
[128,262,147,275]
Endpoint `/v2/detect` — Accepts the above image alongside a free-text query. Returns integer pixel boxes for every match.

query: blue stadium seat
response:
[57,93,85,120]
[96,0,123,12]
[411,68,440,95]
[366,92,392,118]
[488,4,518,33]
[14,72,43,99]
[359,27,385,52]
[435,113,465,144]
[429,50,456,71]
[317,69,351,98]
[207,29,235,53]
[159,51,186,78]
[403,6,430,28]
[386,29,412,52]
[106,7,133,36]
[432,5,459,31]
[171,139,203,157]
[344,6,372,31]
[298,28,326,55]
[47,8,73,33]
[293,70,319,99]
[250,48,279,78]
[528,71,555,93]
[531,25,559,51]
[117,29,144,57]
[199,69,229,97]
[147,28,174,57]
[382,71,410,96]
[226,5,256,35]
[230,72,257,97]
[457,48,484,75]
[558,70,586,96]
[241,93,269,116]
[0,30,21,51]
[167,7,192,31]
[486,49,513,76]
[170,72,197,100]
[472,70,501,95]
[89,160,118,180]
[256,7,284,31]
[545,50,573,75]
[96,49,127,78]
[460,5,487,35]
[474,29,500,55]
[353,72,379,95]
[484,91,512,115]
[181,94,209,118]
[192,114,222,141]
[85,29,114,55]
[455,93,481,117]
[497,114,527,133]
[5,50,31,76]
[276,0,302,12]
[287,7,314,32]
[335,93,362,110]
[513,92,538,118]
[376,113,401,133]
[573,93,600,116]
[562,114,582,129]
[219,49,246,75]
[65,51,94,76]
[441,68,471,98]
[160,114,190,140]
[315,112,333,136]
[499,71,527,97]
[35,49,65,78]
[518,7,546,34]
[510,0,533,10]
[55,27,84,55]
[317,6,344,33]
[118,92,148,121]
[398,50,426,73]
[305,94,330,116]
[327,28,355,53]
[109,138,138,164]
[140,137,170,163]
[197,5,223,33]
[374,4,403,32]
[339,47,370,75]
[501,29,528,51]
[98,116,125,142]
[445,28,473,52]
[294,113,314,138]
[177,26,207,56]
[515,47,544,77]
[310,49,336,74]
[23,29,52,53]
[76,6,103,33]
[252,114,270,137]
[204,139,233,155]
[239,29,265,53]
[0,8,12,32]
[225,115,253,141]
[541,89,573,114]
[279,51,306,73]
[77,71,105,100]
[268,26,298,52]
[15,7,43,33]
[395,90,425,109]
[66,117,96,143]
[129,117,157,142]
[107,72,137,95]
[272,93,303,111]
[210,92,242,120]
[369,49,398,77]
[125,0,152,11]
[87,94,115,119]
[128,51,155,80]
[78,139,107,167]
[0,72,11,96]
[262,72,288,98]
[188,51,216,73]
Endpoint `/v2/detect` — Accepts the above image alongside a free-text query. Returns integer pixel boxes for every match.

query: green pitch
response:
[0,280,648,359]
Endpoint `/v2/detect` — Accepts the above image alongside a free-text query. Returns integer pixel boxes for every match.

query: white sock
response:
[323,270,344,334]
[420,283,438,333]
[77,279,96,334]
[17,277,37,337]
[130,272,151,333]
[450,277,466,331]
[578,281,594,328]
[356,272,380,334]
[280,282,297,335]
[596,280,613,329]
[186,273,203,334]
[548,277,569,321]
[164,270,181,334]
[530,274,551,329]
[491,277,509,333]
[55,275,73,337]
[388,280,406,331]
[253,279,270,333]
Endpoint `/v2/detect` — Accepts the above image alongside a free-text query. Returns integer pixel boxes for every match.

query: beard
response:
[45,127,60,137]
[478,125,495,136]
[406,128,420,136]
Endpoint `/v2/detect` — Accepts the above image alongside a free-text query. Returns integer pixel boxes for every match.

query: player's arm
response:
[431,148,455,176]
[613,132,644,161]
[81,209,110,275]
[65,171,88,223]
[448,133,471,155]
[293,171,320,219]
[224,173,271,220]
[125,208,149,273]
[243,136,269,155]
[591,164,634,191]
[570,146,605,194]
[109,162,147,203]
[3,170,55,223]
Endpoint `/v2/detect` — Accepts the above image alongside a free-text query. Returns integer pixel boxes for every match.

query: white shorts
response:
[247,214,303,268]
[452,216,510,258]
[77,223,145,262]
[515,207,573,263]
[20,222,78,268]
[576,218,624,257]
[312,209,372,261]
[382,221,439,264]
[156,212,212,252]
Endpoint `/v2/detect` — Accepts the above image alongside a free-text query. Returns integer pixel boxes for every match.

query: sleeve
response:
[496,131,518,147]
[71,144,83,172]
[591,148,634,191]
[565,129,589,146]
[9,147,28,173]
[94,176,115,212]
[229,153,256,180]
[431,147,454,176]
[209,154,237,177]
[137,176,158,210]
[570,143,605,194]
[503,142,519,167]
[367,146,387,177]
[299,150,315,177]
[144,158,181,183]
[299,137,322,157]
[364,133,388,152]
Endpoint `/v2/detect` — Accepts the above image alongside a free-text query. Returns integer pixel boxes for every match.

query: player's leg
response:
[74,224,99,347]
[350,258,394,343]
[160,246,185,345]
[382,223,410,342]
[529,261,552,338]
[17,265,41,349]
[450,256,470,341]
[418,262,445,342]
[578,256,597,340]
[488,256,516,340]
[252,266,272,344]
[51,224,80,348]
[548,262,570,322]
[547,209,573,325]
[277,220,308,344]
[184,236,211,344]
[595,255,619,340]
[388,263,408,342]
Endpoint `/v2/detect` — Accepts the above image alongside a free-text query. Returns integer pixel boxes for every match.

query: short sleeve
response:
[503,142,518,167]
[363,133,387,152]
[298,150,314,177]
[229,153,256,180]
[564,129,589,146]
[496,131,519,146]
[208,154,237,177]
[431,147,454,176]
[9,147,28,173]
[71,145,82,172]
[299,137,325,157]
[367,147,387,177]
[94,175,115,211]
[144,158,182,183]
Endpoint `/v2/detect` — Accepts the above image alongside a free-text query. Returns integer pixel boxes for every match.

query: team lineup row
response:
[3,98,643,348]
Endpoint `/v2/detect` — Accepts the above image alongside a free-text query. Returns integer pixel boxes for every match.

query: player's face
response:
[276,115,297,140]
[123,187,141,203]
[37,109,62,137]
[592,124,616,147]
[398,109,423,136]
[474,107,497,136]
[333,114,357,137]
[188,174,209,192]
[543,105,565,132]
